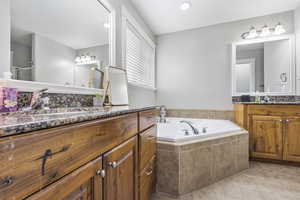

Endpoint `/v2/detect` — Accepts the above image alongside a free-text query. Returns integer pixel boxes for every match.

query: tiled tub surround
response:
[156,131,249,198]
[0,105,157,136]
[166,109,234,121]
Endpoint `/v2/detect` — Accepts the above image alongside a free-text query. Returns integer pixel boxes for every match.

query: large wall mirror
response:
[9,0,115,91]
[232,35,295,96]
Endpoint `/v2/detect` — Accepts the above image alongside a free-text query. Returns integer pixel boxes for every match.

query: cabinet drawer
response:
[27,156,102,200]
[0,113,137,200]
[139,109,158,132]
[248,105,300,116]
[139,156,156,200]
[139,125,157,171]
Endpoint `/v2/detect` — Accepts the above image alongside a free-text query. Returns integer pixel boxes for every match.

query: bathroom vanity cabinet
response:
[0,108,158,200]
[234,104,300,163]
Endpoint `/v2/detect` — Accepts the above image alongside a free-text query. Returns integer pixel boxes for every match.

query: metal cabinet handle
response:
[108,161,117,168]
[0,177,14,189]
[35,145,70,176]
[146,168,153,176]
[96,170,105,177]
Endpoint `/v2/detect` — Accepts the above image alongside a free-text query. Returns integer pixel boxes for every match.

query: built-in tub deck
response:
[156,118,249,197]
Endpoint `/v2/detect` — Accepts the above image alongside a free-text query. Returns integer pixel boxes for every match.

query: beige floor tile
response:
[153,161,300,200]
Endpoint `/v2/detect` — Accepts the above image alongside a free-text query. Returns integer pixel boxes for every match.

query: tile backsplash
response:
[17,92,96,109]
[232,95,300,103]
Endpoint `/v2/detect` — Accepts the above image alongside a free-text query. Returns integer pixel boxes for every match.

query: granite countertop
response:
[0,106,158,137]
[233,102,300,105]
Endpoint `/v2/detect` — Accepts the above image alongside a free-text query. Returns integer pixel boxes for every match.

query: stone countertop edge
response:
[0,106,159,137]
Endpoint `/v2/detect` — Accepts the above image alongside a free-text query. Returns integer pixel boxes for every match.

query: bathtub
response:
[157,117,243,143]
[156,117,249,197]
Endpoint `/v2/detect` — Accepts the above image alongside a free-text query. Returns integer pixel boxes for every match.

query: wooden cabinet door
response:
[139,125,157,171]
[250,115,283,160]
[103,136,138,200]
[284,117,300,162]
[28,157,103,200]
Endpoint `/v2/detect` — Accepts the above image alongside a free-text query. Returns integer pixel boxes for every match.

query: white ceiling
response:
[11,0,110,49]
[131,0,300,35]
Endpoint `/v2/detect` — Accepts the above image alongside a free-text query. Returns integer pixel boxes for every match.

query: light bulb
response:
[75,56,80,63]
[180,1,191,10]
[246,27,258,39]
[274,23,286,35]
[86,56,91,62]
[80,55,85,61]
[260,25,270,37]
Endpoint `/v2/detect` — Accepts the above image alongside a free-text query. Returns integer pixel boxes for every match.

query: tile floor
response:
[152,161,300,200]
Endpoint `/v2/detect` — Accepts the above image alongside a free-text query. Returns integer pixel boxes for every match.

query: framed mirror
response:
[7,0,115,93]
[232,35,295,96]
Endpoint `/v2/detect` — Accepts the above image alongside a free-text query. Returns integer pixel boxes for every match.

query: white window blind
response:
[125,22,155,89]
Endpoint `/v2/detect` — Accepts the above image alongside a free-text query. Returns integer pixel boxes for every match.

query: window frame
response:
[122,6,156,90]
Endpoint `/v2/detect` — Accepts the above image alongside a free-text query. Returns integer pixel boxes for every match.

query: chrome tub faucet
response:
[180,120,200,135]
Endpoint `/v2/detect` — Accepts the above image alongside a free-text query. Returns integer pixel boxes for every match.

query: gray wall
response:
[0,0,11,76]
[33,34,75,85]
[156,11,294,110]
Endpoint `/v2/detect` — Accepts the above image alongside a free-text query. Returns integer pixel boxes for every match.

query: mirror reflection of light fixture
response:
[75,54,99,65]
[241,23,286,39]
[180,0,192,11]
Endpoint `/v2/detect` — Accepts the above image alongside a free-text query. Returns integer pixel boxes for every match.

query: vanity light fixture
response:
[245,26,258,39]
[241,23,286,39]
[274,23,286,35]
[180,0,192,11]
[260,25,271,37]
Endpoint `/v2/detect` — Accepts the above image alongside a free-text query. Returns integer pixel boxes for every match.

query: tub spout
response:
[180,120,200,135]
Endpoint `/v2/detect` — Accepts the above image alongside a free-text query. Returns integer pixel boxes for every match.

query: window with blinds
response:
[125,22,155,89]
